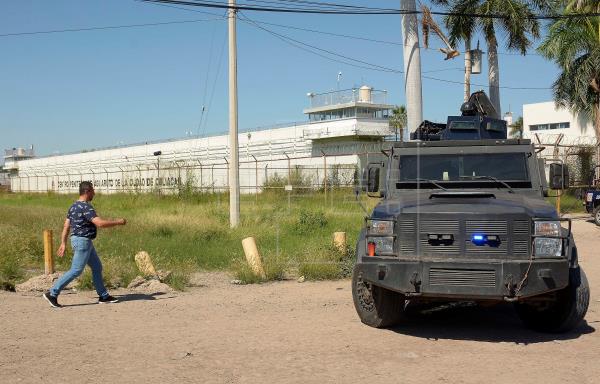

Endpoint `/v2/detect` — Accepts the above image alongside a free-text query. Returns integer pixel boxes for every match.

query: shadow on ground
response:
[389,302,595,344]
[115,292,172,302]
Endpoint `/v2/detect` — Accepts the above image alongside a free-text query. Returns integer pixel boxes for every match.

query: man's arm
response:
[91,217,127,228]
[57,219,70,257]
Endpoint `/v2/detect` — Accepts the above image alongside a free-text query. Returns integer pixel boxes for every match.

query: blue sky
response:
[1,0,559,156]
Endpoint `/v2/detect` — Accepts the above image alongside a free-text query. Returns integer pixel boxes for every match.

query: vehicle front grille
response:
[429,268,496,288]
[396,216,530,259]
[466,220,507,235]
[399,220,416,255]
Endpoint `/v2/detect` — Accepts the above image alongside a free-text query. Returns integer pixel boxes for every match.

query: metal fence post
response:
[223,157,229,192]
[321,150,327,200]
[211,164,215,194]
[197,160,203,193]
[251,154,258,202]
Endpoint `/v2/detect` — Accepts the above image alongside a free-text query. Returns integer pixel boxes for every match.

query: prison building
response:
[5,86,395,194]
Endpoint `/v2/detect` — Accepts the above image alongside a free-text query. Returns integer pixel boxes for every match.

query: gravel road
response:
[1,218,599,384]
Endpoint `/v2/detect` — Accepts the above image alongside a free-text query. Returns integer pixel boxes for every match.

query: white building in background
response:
[6,86,395,194]
[522,101,596,144]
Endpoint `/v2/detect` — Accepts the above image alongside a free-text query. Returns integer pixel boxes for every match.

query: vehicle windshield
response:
[398,153,530,189]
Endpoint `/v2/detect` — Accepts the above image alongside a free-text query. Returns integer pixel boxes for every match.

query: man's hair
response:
[79,181,94,195]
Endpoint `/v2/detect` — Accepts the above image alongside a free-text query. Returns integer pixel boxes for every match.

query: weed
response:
[164,271,189,291]
[76,270,94,290]
[151,225,174,238]
[295,210,328,234]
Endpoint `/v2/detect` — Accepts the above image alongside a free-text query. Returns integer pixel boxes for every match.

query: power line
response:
[200,28,228,137]
[240,12,551,91]
[243,17,545,57]
[0,0,541,58]
[0,17,224,38]
[238,12,403,73]
[423,75,551,90]
[141,0,600,19]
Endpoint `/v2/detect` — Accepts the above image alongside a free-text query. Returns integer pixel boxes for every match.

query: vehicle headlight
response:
[367,236,395,255]
[367,219,394,235]
[533,238,562,257]
[534,221,561,237]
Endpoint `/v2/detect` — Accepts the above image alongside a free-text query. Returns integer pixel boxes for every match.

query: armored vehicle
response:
[353,93,590,332]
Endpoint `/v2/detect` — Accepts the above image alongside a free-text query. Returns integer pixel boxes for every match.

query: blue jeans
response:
[50,236,108,298]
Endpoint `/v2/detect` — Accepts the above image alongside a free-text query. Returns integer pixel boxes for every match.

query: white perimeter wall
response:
[10,118,391,194]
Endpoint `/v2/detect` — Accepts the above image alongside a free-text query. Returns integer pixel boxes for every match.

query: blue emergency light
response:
[471,234,487,246]
[471,234,500,246]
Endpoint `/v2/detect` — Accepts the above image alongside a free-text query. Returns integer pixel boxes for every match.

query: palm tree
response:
[390,105,408,142]
[539,1,600,138]
[401,0,423,135]
[431,1,552,115]
[509,116,524,138]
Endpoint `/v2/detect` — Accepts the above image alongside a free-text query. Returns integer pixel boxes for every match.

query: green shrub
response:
[295,210,328,234]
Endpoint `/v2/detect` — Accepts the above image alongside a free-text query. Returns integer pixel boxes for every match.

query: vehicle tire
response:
[351,266,406,328]
[594,206,600,226]
[515,268,590,333]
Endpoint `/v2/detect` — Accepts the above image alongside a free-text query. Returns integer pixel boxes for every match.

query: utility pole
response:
[228,0,240,228]
[401,0,423,135]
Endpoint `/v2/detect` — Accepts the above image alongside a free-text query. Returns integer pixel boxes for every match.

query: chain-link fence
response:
[6,151,381,200]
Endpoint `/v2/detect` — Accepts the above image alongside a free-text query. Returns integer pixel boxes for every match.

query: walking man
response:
[43,181,126,308]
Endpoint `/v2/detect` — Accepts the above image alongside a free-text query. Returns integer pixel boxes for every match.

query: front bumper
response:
[355,258,569,301]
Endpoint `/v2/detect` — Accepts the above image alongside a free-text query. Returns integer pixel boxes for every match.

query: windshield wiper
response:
[399,178,447,191]
[459,175,515,194]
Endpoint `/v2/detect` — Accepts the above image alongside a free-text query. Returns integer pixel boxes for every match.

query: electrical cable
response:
[0,17,224,38]
[240,12,551,91]
[423,75,551,90]
[141,0,600,19]
[200,27,228,137]
[238,12,403,73]
[197,20,219,135]
[0,0,544,58]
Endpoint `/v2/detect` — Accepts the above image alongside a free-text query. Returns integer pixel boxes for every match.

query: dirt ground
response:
[1,217,599,384]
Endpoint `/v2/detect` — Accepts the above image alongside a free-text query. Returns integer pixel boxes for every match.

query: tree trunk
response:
[401,0,423,135]
[487,36,501,118]
[464,38,472,102]
[596,101,600,181]
[594,101,600,140]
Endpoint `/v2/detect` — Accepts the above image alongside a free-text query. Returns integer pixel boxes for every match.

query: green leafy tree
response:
[538,1,600,138]
[432,1,553,115]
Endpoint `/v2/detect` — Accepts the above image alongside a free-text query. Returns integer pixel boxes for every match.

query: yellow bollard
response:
[134,251,158,277]
[43,229,54,275]
[241,237,266,278]
[333,232,347,256]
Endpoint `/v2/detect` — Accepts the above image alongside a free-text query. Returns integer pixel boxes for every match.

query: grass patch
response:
[163,271,190,291]
[0,190,371,288]
[297,244,355,281]
[231,250,288,284]
[546,192,587,214]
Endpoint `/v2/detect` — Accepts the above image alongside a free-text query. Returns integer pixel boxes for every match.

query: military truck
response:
[353,92,590,332]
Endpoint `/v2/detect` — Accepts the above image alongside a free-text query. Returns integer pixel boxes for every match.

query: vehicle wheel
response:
[352,266,406,328]
[515,268,590,333]
[594,206,600,226]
